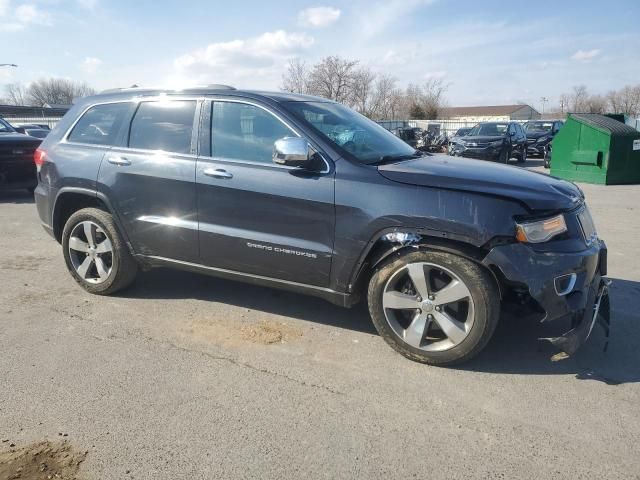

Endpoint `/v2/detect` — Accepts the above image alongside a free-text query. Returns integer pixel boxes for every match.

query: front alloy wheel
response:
[382,262,474,352]
[368,250,500,365]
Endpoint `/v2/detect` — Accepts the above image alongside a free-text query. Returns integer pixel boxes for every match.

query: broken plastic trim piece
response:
[382,231,421,245]
[544,277,611,359]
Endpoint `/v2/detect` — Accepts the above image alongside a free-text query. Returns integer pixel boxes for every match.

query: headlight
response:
[536,135,551,144]
[489,140,504,147]
[515,214,567,243]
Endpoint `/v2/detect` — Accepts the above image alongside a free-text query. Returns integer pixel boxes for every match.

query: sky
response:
[1,0,639,111]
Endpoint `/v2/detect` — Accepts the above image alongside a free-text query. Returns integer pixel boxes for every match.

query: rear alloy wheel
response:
[62,207,138,295]
[368,250,499,365]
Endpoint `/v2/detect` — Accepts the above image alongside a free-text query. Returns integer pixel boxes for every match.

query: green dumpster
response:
[551,113,640,185]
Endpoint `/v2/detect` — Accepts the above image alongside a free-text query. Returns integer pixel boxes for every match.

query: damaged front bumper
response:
[483,239,610,357]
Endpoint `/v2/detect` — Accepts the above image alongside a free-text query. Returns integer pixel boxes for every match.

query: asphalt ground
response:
[1,159,639,479]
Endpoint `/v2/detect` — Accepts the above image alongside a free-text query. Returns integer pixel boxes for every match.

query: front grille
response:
[578,206,598,246]
[464,142,488,148]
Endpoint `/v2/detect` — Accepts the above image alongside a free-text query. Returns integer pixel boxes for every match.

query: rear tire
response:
[62,207,138,295]
[367,250,500,366]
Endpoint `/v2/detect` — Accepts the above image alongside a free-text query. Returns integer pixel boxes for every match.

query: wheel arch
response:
[349,229,502,300]
[52,188,133,253]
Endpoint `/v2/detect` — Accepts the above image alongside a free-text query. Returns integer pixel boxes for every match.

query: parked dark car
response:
[451,121,527,163]
[0,117,42,191]
[33,87,609,365]
[524,120,563,157]
[448,127,471,154]
[14,126,50,139]
[392,126,424,149]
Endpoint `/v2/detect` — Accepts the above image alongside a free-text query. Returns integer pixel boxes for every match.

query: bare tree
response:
[584,94,607,114]
[350,66,376,116]
[613,85,640,117]
[369,74,399,119]
[307,56,359,103]
[402,79,448,119]
[569,85,589,112]
[27,78,96,107]
[3,83,29,105]
[281,58,309,94]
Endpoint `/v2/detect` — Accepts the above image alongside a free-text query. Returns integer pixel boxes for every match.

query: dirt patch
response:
[239,320,303,345]
[185,318,303,347]
[0,440,87,480]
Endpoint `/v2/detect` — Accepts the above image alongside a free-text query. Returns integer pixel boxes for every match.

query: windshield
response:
[524,122,553,133]
[454,128,471,137]
[283,101,417,164]
[0,118,16,133]
[467,123,508,136]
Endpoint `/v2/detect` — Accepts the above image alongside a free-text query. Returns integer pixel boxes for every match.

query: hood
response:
[526,131,552,140]
[0,132,42,144]
[377,155,583,211]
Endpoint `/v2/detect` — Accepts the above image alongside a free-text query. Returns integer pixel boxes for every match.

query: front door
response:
[97,99,200,262]
[196,100,335,287]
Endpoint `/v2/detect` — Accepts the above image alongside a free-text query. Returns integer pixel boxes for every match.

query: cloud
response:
[76,0,98,8]
[298,6,341,28]
[357,0,435,37]
[172,30,314,88]
[571,49,601,62]
[80,57,102,74]
[0,2,51,30]
[15,4,50,25]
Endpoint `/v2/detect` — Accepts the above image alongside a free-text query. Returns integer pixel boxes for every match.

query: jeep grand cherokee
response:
[33,86,610,365]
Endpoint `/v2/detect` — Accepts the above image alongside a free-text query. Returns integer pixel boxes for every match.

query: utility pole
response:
[540,97,549,115]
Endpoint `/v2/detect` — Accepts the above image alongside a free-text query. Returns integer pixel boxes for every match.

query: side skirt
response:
[136,255,356,308]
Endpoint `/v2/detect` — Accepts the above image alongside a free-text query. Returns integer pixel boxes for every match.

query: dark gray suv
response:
[34,86,610,365]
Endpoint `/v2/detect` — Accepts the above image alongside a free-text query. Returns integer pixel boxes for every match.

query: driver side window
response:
[212,102,294,164]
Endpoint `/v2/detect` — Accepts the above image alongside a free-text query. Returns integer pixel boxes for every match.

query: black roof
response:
[571,114,640,137]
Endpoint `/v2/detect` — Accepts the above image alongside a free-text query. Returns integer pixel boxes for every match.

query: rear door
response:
[97,98,200,262]
[196,99,335,287]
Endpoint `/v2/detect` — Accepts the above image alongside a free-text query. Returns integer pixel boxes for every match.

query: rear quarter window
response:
[67,103,131,146]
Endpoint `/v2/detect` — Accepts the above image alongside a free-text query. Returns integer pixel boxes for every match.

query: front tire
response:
[498,148,509,164]
[518,146,527,163]
[368,250,500,366]
[62,207,138,295]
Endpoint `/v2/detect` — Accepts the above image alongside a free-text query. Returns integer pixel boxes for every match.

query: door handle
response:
[106,155,131,166]
[203,168,233,179]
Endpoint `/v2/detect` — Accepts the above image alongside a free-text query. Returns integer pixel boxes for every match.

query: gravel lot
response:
[1,162,639,479]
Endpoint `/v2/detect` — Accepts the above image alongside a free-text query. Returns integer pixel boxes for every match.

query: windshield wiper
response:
[374,150,423,165]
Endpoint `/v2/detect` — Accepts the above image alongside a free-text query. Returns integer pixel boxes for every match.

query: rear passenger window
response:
[68,103,131,146]
[129,101,197,154]
[212,102,294,163]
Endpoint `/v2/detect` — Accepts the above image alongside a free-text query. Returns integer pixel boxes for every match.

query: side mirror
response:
[273,137,314,168]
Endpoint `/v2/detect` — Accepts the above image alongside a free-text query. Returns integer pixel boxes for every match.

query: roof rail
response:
[100,84,236,94]
[206,84,236,90]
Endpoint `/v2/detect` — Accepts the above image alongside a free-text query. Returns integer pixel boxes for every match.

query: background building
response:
[440,104,541,122]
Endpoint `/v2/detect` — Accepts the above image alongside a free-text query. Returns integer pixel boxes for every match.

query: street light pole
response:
[0,64,18,67]
[540,97,548,115]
